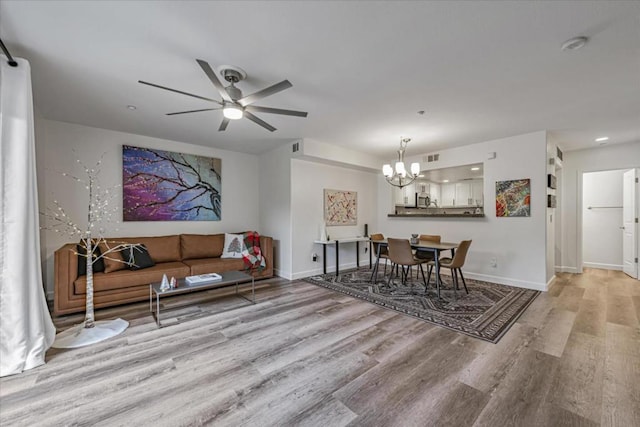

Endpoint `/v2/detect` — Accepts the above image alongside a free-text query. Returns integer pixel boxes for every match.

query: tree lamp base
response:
[51,318,129,349]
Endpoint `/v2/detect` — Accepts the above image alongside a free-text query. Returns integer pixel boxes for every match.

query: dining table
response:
[370,238,458,299]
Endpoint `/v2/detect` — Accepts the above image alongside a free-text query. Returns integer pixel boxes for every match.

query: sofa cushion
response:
[74,261,190,294]
[98,241,128,273]
[180,234,224,260]
[77,244,105,276]
[183,258,245,276]
[116,235,181,263]
[120,244,155,270]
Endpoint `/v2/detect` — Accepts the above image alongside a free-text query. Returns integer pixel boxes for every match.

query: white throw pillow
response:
[221,233,246,259]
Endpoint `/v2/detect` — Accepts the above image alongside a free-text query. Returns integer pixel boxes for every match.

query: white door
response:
[622,169,638,279]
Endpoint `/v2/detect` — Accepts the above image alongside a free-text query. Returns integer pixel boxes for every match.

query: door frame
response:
[576,167,631,274]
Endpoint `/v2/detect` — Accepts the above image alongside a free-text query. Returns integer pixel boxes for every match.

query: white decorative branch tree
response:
[42,153,132,348]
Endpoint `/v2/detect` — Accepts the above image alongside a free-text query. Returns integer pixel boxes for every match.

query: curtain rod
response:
[0,38,18,67]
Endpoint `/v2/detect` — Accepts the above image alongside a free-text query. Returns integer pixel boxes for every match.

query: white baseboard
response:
[274,268,293,280]
[583,262,623,271]
[462,272,548,292]
[546,275,556,290]
[555,266,578,274]
[291,262,362,281]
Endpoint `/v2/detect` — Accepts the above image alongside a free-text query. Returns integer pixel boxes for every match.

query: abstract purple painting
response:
[123,145,221,221]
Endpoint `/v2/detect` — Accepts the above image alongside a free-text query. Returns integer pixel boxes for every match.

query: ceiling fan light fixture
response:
[223,104,244,120]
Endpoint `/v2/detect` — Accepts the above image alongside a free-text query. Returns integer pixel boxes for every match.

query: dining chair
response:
[370,233,389,282]
[414,234,441,278]
[387,238,428,291]
[427,240,472,295]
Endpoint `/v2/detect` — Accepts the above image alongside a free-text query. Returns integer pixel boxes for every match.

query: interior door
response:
[622,169,638,279]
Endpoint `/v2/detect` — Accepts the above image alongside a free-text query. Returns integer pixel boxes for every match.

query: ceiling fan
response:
[139,59,308,132]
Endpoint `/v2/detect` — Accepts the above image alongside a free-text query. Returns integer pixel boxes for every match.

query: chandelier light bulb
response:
[381,136,420,188]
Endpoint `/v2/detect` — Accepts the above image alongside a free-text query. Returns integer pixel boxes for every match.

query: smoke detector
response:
[561,36,588,51]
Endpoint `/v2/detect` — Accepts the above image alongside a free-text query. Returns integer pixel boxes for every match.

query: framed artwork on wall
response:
[122,145,221,221]
[324,189,357,226]
[547,174,556,189]
[495,179,530,217]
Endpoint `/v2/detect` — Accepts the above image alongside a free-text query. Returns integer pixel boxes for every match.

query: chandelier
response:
[382,137,420,188]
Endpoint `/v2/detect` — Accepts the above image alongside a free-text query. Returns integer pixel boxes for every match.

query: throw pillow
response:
[98,241,127,273]
[77,244,105,276]
[120,244,155,270]
[221,233,246,259]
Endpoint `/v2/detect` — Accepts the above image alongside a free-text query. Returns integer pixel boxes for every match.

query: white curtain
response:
[0,56,55,377]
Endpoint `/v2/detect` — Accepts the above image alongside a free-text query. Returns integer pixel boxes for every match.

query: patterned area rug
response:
[304,268,539,343]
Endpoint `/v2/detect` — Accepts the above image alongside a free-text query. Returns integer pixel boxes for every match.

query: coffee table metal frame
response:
[149,270,255,327]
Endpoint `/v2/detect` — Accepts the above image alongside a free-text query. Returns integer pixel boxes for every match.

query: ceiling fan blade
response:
[218,117,230,131]
[244,111,276,132]
[166,108,220,116]
[237,80,293,107]
[196,59,232,102]
[245,105,308,117]
[138,80,220,104]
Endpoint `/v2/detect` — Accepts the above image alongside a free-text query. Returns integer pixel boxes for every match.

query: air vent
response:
[425,153,440,163]
[292,142,299,153]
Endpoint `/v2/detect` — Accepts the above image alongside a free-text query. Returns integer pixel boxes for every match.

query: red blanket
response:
[242,231,266,273]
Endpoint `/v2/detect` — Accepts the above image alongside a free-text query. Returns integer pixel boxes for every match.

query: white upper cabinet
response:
[471,180,484,206]
[441,183,456,207]
[455,182,472,206]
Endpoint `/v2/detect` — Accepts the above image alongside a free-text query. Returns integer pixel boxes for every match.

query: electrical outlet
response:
[490,257,497,268]
[312,253,318,262]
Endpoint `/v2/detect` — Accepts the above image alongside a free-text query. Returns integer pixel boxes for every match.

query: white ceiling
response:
[1,1,639,157]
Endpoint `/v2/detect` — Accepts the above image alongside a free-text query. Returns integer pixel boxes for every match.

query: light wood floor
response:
[1,268,638,426]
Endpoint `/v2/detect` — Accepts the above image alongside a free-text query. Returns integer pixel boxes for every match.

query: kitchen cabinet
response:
[429,183,440,206]
[455,182,472,206]
[393,182,415,206]
[471,180,484,206]
[441,183,456,207]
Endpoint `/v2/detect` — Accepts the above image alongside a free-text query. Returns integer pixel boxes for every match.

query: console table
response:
[314,237,371,276]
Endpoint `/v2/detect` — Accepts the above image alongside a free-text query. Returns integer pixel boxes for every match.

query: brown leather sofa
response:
[54,233,274,315]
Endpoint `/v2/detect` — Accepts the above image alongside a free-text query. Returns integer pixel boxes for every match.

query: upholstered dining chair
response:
[427,239,472,295]
[387,238,429,291]
[370,233,389,282]
[414,234,441,278]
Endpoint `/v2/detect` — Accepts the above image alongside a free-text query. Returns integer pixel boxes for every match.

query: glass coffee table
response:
[149,270,254,327]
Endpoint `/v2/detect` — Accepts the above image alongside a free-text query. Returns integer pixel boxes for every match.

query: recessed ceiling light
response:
[471,167,480,171]
[418,174,425,178]
[595,137,609,142]
[561,36,588,51]
[443,179,449,183]
[126,105,137,110]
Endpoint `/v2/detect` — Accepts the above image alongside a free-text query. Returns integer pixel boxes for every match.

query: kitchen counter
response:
[388,213,485,218]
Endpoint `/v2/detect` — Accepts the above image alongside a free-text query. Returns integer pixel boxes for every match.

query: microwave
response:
[416,192,430,208]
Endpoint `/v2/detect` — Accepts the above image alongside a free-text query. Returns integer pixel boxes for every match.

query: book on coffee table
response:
[185,273,222,285]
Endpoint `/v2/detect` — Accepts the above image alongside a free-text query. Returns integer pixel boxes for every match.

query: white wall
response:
[582,169,625,270]
[36,119,261,295]
[559,141,640,273]
[258,142,293,278]
[378,131,549,290]
[290,159,378,279]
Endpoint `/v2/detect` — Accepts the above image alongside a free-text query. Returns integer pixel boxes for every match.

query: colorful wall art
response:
[324,189,357,226]
[123,145,221,221]
[495,179,530,217]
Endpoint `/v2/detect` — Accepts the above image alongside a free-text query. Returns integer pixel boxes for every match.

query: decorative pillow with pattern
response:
[221,233,246,259]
